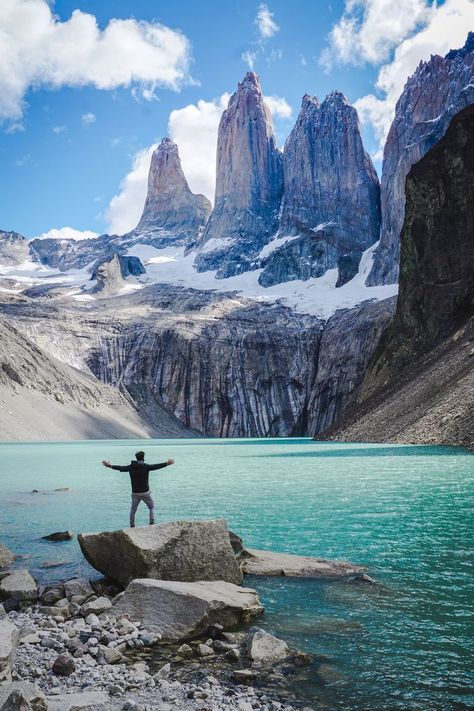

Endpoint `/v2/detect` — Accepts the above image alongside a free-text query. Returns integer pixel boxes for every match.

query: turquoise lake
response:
[0,438,473,710]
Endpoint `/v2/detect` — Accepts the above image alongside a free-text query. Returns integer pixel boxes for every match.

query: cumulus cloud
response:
[35,227,99,240]
[0,0,192,125]
[320,0,432,69]
[105,88,293,235]
[255,4,279,40]
[263,95,292,119]
[105,145,157,235]
[354,0,474,151]
[81,112,96,125]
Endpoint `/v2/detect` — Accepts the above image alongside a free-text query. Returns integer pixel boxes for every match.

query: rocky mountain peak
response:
[259,91,380,288]
[135,137,211,245]
[367,33,474,285]
[0,229,31,266]
[194,72,283,278]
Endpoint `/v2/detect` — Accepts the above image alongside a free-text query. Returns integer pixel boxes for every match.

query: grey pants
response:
[130,491,155,526]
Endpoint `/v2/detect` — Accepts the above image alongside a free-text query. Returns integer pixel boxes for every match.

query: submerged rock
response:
[113,578,263,641]
[0,544,14,569]
[78,519,243,587]
[239,548,365,578]
[42,531,73,542]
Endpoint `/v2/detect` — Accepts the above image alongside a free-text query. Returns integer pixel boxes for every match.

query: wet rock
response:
[247,629,289,665]
[0,570,37,602]
[52,653,76,676]
[102,647,124,664]
[177,643,193,657]
[232,669,257,684]
[240,548,365,578]
[78,519,243,587]
[42,531,73,542]
[293,651,311,666]
[0,544,14,569]
[2,599,20,613]
[0,681,47,711]
[113,578,263,641]
[0,618,19,682]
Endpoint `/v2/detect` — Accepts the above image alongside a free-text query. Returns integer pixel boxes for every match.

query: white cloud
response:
[105,144,157,235]
[242,49,258,70]
[354,0,474,151]
[52,125,66,134]
[0,0,192,125]
[255,4,279,39]
[168,94,231,202]
[320,0,432,69]
[81,112,96,125]
[263,95,292,119]
[13,153,30,167]
[35,227,99,240]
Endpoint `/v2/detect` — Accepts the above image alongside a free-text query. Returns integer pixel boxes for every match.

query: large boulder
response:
[0,682,47,711]
[0,570,37,602]
[47,691,109,711]
[0,618,19,683]
[78,519,243,588]
[0,544,14,569]
[247,628,289,665]
[113,578,263,641]
[239,548,365,578]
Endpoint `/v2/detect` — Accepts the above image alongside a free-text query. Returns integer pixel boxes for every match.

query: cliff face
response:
[367,32,474,286]
[324,105,474,449]
[260,93,380,288]
[195,73,283,278]
[135,138,211,246]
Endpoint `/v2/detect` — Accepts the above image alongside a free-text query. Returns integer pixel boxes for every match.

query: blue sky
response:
[0,0,471,238]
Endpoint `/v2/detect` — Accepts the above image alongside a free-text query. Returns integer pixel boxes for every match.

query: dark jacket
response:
[110,460,168,493]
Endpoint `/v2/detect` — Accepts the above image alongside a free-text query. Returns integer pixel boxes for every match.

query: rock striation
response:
[367,32,474,285]
[260,93,380,288]
[135,138,211,246]
[113,579,263,641]
[195,73,283,277]
[325,105,474,449]
[78,519,243,587]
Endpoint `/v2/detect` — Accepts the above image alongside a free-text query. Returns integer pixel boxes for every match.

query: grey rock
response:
[63,578,94,601]
[368,32,474,285]
[42,531,73,542]
[0,681,47,711]
[153,662,171,680]
[41,588,64,605]
[52,653,76,676]
[197,643,214,657]
[92,254,146,295]
[0,619,18,683]
[80,597,112,616]
[47,690,109,710]
[78,519,243,587]
[102,646,124,664]
[232,669,257,684]
[176,643,193,657]
[135,137,211,244]
[0,570,37,602]
[0,544,14,569]
[113,578,263,641]
[0,231,30,267]
[195,72,283,277]
[261,92,379,288]
[240,548,365,577]
[247,629,289,665]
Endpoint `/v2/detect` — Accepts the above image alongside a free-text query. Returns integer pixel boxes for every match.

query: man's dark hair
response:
[135,451,145,461]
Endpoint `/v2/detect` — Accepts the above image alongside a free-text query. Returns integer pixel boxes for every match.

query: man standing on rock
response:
[102,451,174,527]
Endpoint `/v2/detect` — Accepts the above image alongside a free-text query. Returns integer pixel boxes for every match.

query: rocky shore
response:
[0,520,366,710]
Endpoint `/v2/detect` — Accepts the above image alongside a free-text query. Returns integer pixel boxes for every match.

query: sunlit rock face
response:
[194,72,283,278]
[367,32,474,286]
[135,138,212,248]
[260,93,380,288]
[0,230,31,266]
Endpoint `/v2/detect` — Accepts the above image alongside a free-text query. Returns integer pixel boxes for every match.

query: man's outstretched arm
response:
[148,458,175,472]
[102,460,130,472]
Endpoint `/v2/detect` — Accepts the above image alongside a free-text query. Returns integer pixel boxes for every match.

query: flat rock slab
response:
[240,549,366,578]
[78,519,243,588]
[113,578,264,641]
[47,691,110,710]
[0,569,37,602]
[0,618,19,683]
